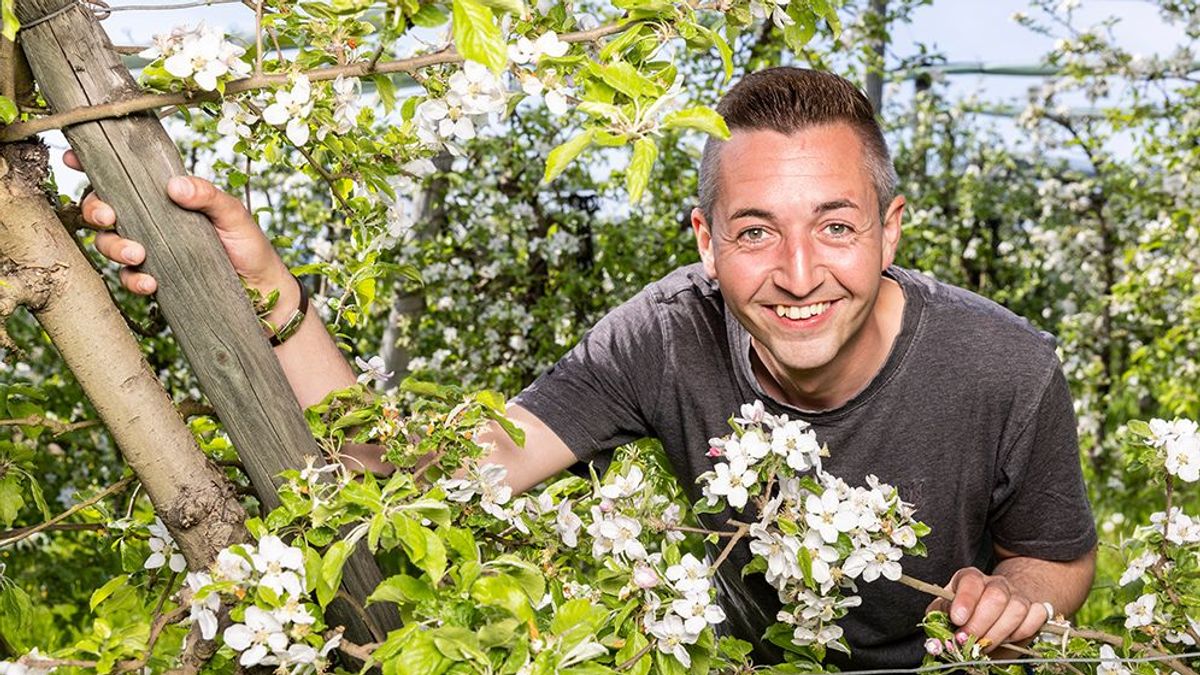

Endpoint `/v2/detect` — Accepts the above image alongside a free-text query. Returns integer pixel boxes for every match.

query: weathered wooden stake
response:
[14,0,399,641]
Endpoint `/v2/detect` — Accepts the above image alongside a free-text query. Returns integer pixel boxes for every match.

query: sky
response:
[46,0,1189,192]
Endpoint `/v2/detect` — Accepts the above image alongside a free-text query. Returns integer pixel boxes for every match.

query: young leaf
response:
[543,129,596,184]
[452,0,507,73]
[626,137,657,203]
[660,107,730,139]
[0,95,17,125]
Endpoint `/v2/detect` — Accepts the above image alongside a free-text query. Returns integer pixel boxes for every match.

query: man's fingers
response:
[63,150,81,171]
[960,581,1011,639]
[165,176,254,234]
[980,598,1029,652]
[948,568,985,626]
[1012,602,1050,644]
[119,267,157,295]
[95,232,145,266]
[81,192,117,230]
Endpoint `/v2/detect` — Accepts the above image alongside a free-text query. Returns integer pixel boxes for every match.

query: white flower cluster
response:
[140,22,250,91]
[1147,418,1200,482]
[416,61,508,155]
[700,402,927,653]
[509,32,573,115]
[580,465,721,668]
[144,517,187,574]
[185,535,338,669]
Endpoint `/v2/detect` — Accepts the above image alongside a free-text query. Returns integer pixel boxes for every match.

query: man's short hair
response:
[698,67,898,222]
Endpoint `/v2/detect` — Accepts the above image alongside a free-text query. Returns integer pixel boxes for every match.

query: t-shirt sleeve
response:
[987,363,1097,560]
[512,287,665,465]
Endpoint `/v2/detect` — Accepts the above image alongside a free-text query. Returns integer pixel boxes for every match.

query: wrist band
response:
[268,275,309,347]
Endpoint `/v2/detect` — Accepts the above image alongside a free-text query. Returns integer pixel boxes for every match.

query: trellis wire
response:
[847,650,1200,675]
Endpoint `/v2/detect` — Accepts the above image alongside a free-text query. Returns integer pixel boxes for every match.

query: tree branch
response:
[0,414,101,436]
[0,474,136,548]
[0,21,633,143]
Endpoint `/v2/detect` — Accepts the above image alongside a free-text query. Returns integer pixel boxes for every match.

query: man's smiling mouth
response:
[773,301,832,320]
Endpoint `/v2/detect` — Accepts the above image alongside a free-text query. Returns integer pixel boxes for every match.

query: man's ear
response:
[691,207,718,279]
[880,195,905,270]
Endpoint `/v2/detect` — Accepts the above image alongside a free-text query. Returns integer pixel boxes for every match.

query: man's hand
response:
[64,150,294,315]
[928,567,1050,653]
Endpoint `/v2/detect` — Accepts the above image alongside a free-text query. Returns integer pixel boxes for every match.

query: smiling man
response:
[81,67,1095,669]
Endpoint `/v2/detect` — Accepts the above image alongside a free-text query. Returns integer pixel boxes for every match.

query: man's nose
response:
[773,235,824,298]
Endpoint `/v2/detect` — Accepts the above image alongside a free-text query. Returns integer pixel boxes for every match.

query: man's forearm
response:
[264,276,357,408]
[993,546,1097,619]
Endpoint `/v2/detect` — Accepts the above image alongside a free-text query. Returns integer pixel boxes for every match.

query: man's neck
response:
[751,277,905,412]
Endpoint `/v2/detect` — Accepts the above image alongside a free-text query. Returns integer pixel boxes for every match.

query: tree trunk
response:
[15,0,398,641]
[0,140,247,567]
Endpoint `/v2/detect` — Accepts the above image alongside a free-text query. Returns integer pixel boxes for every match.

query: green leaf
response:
[782,4,818,50]
[410,2,450,27]
[471,573,534,623]
[26,477,49,521]
[89,575,129,612]
[543,130,596,184]
[398,630,452,675]
[368,574,435,605]
[452,0,506,73]
[626,137,657,203]
[318,540,354,608]
[1,0,17,42]
[615,631,651,675]
[373,75,397,114]
[596,61,659,100]
[473,0,525,15]
[660,107,730,139]
[698,26,733,83]
[0,95,17,125]
[0,475,24,527]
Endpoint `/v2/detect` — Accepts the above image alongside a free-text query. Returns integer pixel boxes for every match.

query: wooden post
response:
[14,0,398,641]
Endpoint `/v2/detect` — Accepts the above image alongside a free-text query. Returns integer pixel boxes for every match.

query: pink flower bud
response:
[955,631,969,645]
[599,499,614,513]
[924,638,944,656]
[632,563,660,589]
[706,446,723,457]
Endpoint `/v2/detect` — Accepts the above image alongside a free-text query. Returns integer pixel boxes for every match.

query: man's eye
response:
[825,223,852,237]
[739,227,767,242]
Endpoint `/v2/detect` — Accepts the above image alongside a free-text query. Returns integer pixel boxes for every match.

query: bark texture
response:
[0,140,247,565]
[15,0,397,640]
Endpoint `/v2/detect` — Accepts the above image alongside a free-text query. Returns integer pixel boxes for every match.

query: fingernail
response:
[122,246,138,263]
[97,205,114,224]
[138,279,153,293]
[952,608,968,624]
[167,176,192,198]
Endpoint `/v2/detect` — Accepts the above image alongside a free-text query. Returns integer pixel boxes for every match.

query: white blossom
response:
[664,553,710,595]
[261,75,314,146]
[1097,645,1131,675]
[355,355,394,385]
[144,23,249,91]
[185,571,220,640]
[251,535,306,599]
[217,100,258,139]
[555,500,582,548]
[599,466,644,500]
[1124,593,1157,629]
[223,606,289,667]
[508,32,569,64]
[670,593,727,634]
[646,614,697,667]
[145,517,187,573]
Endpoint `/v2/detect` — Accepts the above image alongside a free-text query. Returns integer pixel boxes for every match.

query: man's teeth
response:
[774,302,831,320]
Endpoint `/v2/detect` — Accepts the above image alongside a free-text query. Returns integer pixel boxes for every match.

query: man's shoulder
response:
[893,267,1060,366]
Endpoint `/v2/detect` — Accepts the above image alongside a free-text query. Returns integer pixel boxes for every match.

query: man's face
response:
[692,123,904,383]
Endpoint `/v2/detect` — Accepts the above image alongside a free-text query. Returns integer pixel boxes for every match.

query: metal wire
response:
[847,650,1200,675]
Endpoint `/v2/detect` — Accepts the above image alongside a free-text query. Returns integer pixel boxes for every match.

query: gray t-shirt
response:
[514,263,1096,669]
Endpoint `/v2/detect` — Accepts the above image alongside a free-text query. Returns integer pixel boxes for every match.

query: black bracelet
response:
[268,274,309,347]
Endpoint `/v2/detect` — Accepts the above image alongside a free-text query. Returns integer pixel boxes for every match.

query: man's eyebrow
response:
[728,207,777,222]
[814,199,860,214]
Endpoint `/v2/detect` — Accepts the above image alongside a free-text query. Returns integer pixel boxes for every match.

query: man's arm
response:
[936,544,1097,652]
[72,158,577,489]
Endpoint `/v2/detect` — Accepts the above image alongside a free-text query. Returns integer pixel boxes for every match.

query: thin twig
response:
[709,520,750,572]
[254,0,264,77]
[0,415,102,436]
[0,522,107,539]
[0,475,137,548]
[117,603,189,672]
[616,641,654,670]
[334,635,377,664]
[0,21,634,142]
